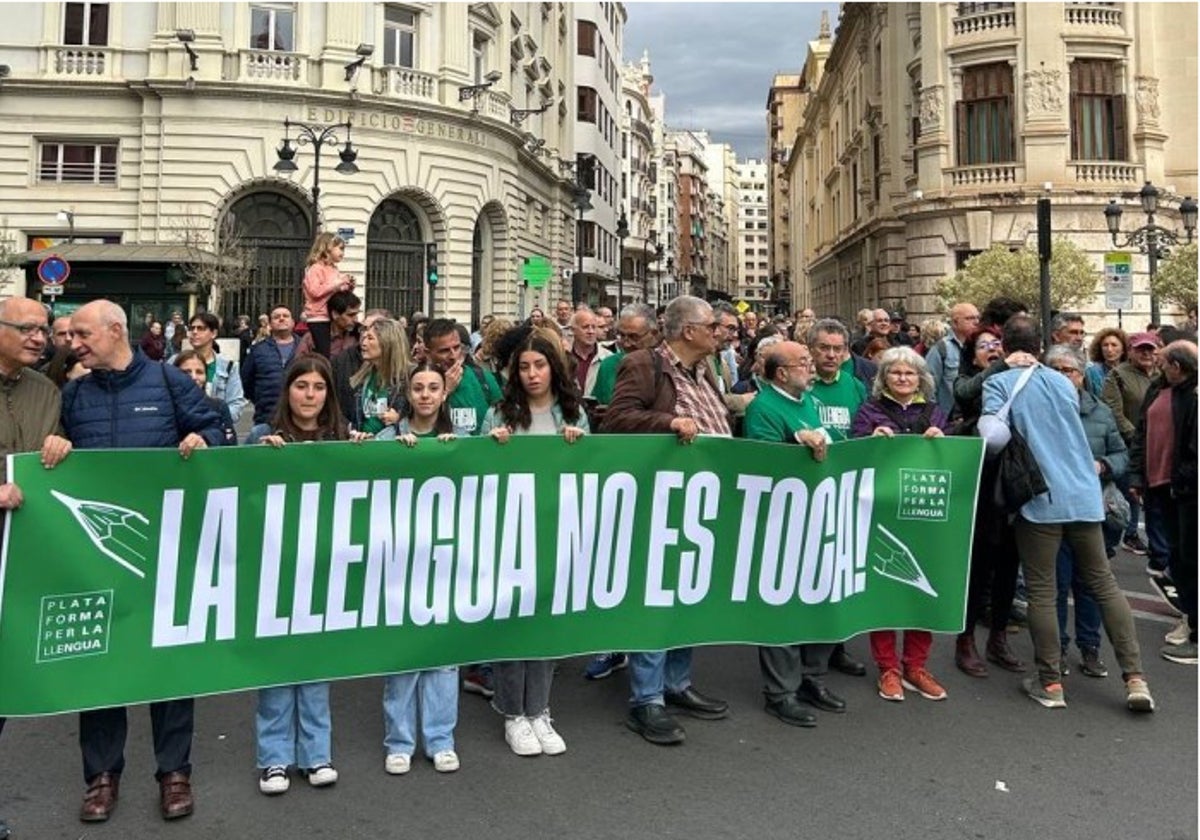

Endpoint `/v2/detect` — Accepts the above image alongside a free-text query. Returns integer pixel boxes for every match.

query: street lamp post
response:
[616,210,629,308]
[1103,181,1197,325]
[572,184,592,304]
[274,117,360,242]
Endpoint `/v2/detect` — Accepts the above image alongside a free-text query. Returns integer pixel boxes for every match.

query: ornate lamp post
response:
[615,210,629,308]
[274,117,360,242]
[1103,181,1197,325]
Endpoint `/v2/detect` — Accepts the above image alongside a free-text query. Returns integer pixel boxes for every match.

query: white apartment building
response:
[649,90,679,303]
[617,51,659,306]
[0,2,581,328]
[570,1,624,306]
[700,135,738,299]
[736,159,770,307]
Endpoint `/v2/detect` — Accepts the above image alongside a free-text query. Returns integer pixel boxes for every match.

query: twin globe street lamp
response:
[274,117,360,242]
[1103,181,1197,325]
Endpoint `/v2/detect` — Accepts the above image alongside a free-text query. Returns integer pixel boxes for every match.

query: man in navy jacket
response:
[51,300,223,824]
[240,305,299,439]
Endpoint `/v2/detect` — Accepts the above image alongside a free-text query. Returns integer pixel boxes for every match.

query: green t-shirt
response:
[359,371,388,435]
[742,382,828,444]
[809,366,867,442]
[449,365,501,435]
[591,349,626,405]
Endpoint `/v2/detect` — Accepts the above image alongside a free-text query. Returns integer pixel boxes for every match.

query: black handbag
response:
[993,424,1048,512]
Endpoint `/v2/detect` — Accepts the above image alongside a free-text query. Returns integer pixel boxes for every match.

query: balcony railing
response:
[474,88,511,121]
[1064,3,1122,27]
[949,163,1020,187]
[241,49,308,84]
[52,47,110,77]
[384,67,437,102]
[1069,161,1141,184]
[953,7,1016,36]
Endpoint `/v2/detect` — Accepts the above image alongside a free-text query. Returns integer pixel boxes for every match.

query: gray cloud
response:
[623,1,838,159]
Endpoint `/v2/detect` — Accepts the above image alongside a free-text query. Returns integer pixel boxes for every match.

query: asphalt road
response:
[1,549,1194,840]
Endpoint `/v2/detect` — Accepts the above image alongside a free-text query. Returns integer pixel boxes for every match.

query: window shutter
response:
[1002,95,1015,161]
[956,101,968,165]
[1112,93,1127,161]
[1068,92,1080,160]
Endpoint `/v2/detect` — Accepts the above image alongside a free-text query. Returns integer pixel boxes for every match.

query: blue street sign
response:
[37,255,71,286]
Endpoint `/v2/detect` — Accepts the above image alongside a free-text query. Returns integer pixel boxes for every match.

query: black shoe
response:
[664,686,729,720]
[626,704,686,745]
[798,677,847,713]
[764,696,817,727]
[0,816,9,840]
[828,646,867,677]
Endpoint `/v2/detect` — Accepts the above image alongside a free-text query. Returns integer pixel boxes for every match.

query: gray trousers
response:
[493,660,555,717]
[758,643,832,702]
[1014,518,1143,685]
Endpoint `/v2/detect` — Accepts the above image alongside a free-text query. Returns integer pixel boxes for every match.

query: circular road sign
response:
[38,255,71,286]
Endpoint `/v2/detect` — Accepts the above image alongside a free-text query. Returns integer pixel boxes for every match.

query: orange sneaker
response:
[877,668,904,701]
[902,667,948,700]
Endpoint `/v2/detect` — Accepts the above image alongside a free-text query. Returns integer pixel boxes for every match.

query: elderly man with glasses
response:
[0,298,75,840]
[602,295,732,746]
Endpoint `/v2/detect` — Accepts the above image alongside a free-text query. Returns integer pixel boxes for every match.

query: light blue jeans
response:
[383,668,458,757]
[628,648,693,708]
[256,683,332,769]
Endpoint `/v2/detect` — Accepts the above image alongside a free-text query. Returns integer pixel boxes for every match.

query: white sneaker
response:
[258,765,289,795]
[306,764,338,787]
[384,753,411,775]
[529,712,567,755]
[504,716,542,756]
[1165,618,1191,646]
[432,749,460,773]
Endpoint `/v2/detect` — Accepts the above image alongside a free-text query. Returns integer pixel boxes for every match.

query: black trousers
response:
[1153,486,1198,638]
[964,466,1020,634]
[78,699,194,782]
[307,321,332,358]
[758,643,832,701]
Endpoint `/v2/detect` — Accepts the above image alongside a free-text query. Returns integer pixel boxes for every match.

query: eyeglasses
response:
[0,320,51,338]
[617,330,650,341]
[1050,366,1080,374]
[813,342,846,354]
[977,340,1002,351]
[686,321,718,333]
[782,361,813,369]
[886,370,917,378]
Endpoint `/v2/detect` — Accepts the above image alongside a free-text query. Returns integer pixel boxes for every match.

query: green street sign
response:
[522,255,553,289]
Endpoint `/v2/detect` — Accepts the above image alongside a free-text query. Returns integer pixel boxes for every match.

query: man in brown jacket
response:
[0,296,74,840]
[602,295,731,745]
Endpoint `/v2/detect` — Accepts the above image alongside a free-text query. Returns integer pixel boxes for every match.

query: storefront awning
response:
[11,243,223,265]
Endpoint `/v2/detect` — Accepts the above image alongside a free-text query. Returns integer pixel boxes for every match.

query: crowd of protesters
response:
[0,250,1196,833]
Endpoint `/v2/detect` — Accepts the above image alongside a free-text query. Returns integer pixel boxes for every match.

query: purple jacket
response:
[851,395,949,437]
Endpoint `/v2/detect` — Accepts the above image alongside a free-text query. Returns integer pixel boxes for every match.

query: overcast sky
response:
[622,1,838,161]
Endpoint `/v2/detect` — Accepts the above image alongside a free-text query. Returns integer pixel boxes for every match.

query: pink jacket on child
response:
[302,263,351,321]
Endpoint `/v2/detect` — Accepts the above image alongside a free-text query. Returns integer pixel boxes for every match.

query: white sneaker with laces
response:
[306,764,339,787]
[504,716,542,756]
[259,765,289,795]
[384,753,411,775]
[432,750,460,773]
[1165,618,1191,646]
[529,712,567,755]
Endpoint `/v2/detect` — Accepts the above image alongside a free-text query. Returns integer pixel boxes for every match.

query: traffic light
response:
[425,242,439,286]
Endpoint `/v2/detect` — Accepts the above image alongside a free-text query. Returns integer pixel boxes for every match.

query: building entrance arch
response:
[219,189,312,327]
[366,198,426,318]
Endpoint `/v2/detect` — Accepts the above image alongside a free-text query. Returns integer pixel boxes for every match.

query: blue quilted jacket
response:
[61,350,225,450]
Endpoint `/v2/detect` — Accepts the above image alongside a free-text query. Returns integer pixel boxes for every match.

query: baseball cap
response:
[888,310,903,322]
[1128,331,1162,349]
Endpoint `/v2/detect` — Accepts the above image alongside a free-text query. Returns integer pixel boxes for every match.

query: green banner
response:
[0,435,983,716]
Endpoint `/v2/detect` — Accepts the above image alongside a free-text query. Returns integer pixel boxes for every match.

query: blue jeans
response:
[383,668,458,757]
[256,683,332,769]
[628,648,692,708]
[1055,542,1102,652]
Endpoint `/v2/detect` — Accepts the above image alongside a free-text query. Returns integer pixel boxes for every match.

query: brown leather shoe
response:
[159,771,194,820]
[80,772,120,822]
[986,632,1028,673]
[955,632,989,678]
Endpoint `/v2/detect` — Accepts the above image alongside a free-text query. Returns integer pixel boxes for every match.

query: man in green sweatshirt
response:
[742,341,849,725]
[425,318,500,435]
[807,318,868,442]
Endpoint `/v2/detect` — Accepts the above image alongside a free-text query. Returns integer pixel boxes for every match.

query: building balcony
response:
[381,67,438,103]
[948,163,1021,187]
[47,46,115,78]
[952,6,1016,37]
[240,49,308,85]
[1064,3,1122,28]
[474,89,512,121]
[630,117,653,145]
[1069,161,1142,185]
